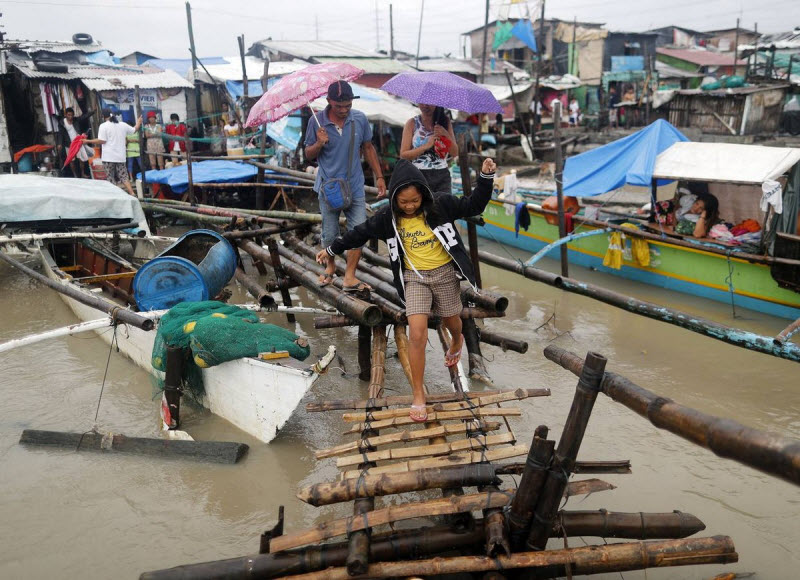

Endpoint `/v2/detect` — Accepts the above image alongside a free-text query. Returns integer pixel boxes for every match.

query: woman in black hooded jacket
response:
[317,157,496,421]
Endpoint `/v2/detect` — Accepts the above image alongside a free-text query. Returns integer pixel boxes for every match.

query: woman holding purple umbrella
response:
[400,104,458,193]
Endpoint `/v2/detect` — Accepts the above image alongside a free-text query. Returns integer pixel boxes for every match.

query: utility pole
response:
[375,0,380,52]
[479,0,489,83]
[238,35,248,102]
[733,17,740,64]
[531,0,546,145]
[415,0,424,68]
[185,1,203,136]
[389,4,394,59]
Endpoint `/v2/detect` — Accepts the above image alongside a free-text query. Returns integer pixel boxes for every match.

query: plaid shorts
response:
[403,262,462,317]
[103,161,130,185]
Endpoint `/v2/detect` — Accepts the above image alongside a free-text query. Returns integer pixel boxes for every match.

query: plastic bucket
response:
[133,229,237,311]
[17,153,33,173]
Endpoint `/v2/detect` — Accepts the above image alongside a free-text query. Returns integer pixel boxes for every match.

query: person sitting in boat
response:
[316,157,497,423]
[671,185,719,238]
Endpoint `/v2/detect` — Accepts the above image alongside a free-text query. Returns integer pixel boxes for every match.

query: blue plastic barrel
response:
[133,229,238,311]
[18,153,33,173]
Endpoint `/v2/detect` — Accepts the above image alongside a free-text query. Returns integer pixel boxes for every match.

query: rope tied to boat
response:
[724,250,738,318]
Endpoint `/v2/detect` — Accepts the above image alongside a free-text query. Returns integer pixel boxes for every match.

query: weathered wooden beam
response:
[338,445,529,480]
[277,536,737,579]
[297,464,501,506]
[269,489,516,553]
[19,430,248,464]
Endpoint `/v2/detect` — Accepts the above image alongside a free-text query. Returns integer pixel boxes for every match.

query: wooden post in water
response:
[357,325,372,381]
[265,238,296,324]
[184,134,196,206]
[256,59,270,210]
[134,84,148,198]
[507,425,554,549]
[526,351,607,550]
[553,100,568,277]
[162,346,185,429]
[456,133,490,384]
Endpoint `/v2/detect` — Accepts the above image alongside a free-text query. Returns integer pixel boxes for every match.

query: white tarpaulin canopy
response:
[652,142,800,185]
[0,174,148,228]
[311,83,418,127]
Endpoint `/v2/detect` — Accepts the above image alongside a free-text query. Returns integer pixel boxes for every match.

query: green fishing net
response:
[151,300,310,400]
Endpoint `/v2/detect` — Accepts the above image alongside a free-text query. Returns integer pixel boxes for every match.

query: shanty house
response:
[656,47,747,78]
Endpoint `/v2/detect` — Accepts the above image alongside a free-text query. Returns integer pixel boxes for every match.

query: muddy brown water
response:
[0,240,798,579]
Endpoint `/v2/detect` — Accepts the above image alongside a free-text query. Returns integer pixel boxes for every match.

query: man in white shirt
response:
[84,108,141,197]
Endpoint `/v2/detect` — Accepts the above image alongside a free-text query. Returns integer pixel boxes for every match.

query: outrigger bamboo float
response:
[140,343,800,579]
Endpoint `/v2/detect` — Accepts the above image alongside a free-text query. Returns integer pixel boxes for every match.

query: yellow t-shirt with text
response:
[397,214,452,271]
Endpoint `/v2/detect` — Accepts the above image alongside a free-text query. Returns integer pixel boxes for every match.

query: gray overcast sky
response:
[1,0,795,60]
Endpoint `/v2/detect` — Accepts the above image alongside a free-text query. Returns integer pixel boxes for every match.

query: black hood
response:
[388,159,434,205]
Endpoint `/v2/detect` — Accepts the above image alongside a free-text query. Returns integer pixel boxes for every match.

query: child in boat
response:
[316,157,497,422]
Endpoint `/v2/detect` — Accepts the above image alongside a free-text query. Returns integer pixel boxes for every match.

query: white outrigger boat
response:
[0,175,333,444]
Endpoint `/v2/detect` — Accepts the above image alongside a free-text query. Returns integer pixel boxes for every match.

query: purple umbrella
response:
[380,71,503,114]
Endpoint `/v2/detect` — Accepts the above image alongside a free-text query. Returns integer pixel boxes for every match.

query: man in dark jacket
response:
[316,158,496,421]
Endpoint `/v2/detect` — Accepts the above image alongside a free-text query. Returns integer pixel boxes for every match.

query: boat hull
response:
[39,249,316,443]
[476,200,800,320]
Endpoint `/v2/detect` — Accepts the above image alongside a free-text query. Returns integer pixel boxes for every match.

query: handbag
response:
[319,120,356,211]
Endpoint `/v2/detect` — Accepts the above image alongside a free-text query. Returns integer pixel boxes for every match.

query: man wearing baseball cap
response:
[305,80,386,292]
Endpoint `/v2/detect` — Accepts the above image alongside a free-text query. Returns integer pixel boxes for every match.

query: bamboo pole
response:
[308,388,548,412]
[394,325,414,387]
[280,536,738,580]
[303,458,502,507]
[234,267,277,308]
[508,425,555,549]
[141,203,245,226]
[248,160,381,196]
[144,198,335,224]
[527,351,607,550]
[140,512,710,580]
[239,240,382,326]
[479,250,800,364]
[478,328,528,353]
[342,390,541,421]
[0,251,153,331]
[190,181,314,190]
[357,325,372,381]
[265,238,296,323]
[338,445,529,480]
[496,460,632,476]
[336,433,515,467]
[314,421,501,459]
[221,224,308,240]
[774,316,800,346]
[344,407,521,424]
[269,489,516,553]
[544,345,800,487]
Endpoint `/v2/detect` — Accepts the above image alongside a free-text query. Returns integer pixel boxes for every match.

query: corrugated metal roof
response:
[655,61,705,79]
[676,84,790,96]
[81,70,194,90]
[7,39,105,54]
[195,57,306,83]
[252,40,380,59]
[314,57,415,74]
[10,61,128,81]
[416,58,526,77]
[656,47,746,67]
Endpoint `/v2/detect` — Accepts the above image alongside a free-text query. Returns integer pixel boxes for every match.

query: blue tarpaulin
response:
[140,160,258,194]
[563,120,689,197]
[511,20,538,53]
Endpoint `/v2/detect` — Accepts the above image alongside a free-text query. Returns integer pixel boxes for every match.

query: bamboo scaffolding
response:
[336,433,516,467]
[279,536,737,580]
[338,445,529,480]
[269,488,516,553]
[341,390,541,421]
[308,388,548,413]
[315,421,502,460]
[344,407,522,427]
[297,463,501,506]
[140,512,710,580]
[544,345,800,487]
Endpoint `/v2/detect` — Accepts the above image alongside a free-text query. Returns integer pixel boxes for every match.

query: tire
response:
[72,33,93,45]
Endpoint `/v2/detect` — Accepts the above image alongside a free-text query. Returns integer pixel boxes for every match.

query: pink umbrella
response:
[245,62,364,128]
